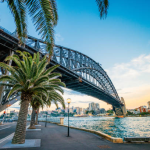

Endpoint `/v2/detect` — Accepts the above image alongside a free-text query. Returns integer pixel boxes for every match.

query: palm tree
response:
[29,89,65,129]
[0,51,65,144]
[0,0,108,57]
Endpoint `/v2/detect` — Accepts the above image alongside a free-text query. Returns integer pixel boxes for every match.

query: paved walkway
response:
[2,122,150,150]
[0,122,17,140]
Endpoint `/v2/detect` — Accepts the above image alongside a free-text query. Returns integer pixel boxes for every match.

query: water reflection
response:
[63,117,150,138]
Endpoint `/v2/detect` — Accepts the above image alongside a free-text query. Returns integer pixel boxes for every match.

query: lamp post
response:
[45,111,47,127]
[67,98,71,137]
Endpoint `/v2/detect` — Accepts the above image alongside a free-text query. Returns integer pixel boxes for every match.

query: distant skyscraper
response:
[79,108,82,114]
[148,101,150,109]
[89,102,100,111]
[69,108,73,113]
[95,103,100,111]
[75,107,80,114]
[65,107,68,113]
[72,106,74,110]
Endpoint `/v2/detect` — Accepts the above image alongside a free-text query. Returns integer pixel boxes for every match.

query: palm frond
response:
[7,83,22,99]
[43,64,59,76]
[50,0,58,26]
[48,72,62,79]
[96,0,109,19]
[25,0,58,58]
[0,75,16,83]
[7,0,27,44]
[50,81,66,87]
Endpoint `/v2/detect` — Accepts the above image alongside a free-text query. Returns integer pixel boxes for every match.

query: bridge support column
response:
[113,97,127,117]
[113,106,124,116]
[120,97,127,116]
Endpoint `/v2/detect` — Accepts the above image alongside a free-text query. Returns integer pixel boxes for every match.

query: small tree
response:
[29,90,65,129]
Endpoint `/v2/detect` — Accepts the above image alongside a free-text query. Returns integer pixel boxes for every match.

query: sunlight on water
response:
[63,117,150,138]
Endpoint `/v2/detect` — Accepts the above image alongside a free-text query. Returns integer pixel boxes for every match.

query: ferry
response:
[116,116,124,118]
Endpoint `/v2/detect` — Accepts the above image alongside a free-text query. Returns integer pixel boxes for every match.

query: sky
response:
[0,0,150,112]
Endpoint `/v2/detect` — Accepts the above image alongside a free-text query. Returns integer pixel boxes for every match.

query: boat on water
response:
[116,116,124,118]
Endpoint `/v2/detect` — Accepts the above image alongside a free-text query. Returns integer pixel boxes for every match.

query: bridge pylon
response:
[113,97,127,117]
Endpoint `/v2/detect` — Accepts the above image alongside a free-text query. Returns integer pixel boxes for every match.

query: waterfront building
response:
[40,111,47,114]
[79,108,82,114]
[72,106,74,110]
[75,107,80,114]
[65,107,68,113]
[83,108,86,114]
[129,109,140,114]
[148,101,150,109]
[142,106,147,112]
[95,103,100,111]
[89,102,100,111]
[136,106,147,113]
[100,108,106,114]
[69,108,73,113]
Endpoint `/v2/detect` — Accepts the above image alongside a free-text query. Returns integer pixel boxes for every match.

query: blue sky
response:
[1,0,150,68]
[0,0,150,111]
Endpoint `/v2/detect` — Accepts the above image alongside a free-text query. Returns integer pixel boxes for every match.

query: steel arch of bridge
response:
[23,34,120,101]
[0,26,123,110]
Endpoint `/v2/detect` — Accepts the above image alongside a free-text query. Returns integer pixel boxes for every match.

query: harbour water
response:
[62,117,150,139]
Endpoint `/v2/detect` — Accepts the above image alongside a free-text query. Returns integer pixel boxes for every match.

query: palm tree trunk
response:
[12,98,30,144]
[0,68,7,104]
[28,107,36,129]
[35,108,39,125]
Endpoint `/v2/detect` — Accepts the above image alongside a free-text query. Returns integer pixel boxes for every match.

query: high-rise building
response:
[69,108,73,113]
[65,107,68,113]
[89,102,94,111]
[89,102,100,111]
[72,106,74,111]
[83,108,86,114]
[79,108,82,115]
[75,107,80,114]
[148,101,150,109]
[95,103,100,111]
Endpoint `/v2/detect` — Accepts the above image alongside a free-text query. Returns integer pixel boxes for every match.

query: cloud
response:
[106,54,150,108]
[107,54,150,87]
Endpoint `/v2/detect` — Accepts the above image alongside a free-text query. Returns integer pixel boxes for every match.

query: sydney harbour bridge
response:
[0,26,126,116]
